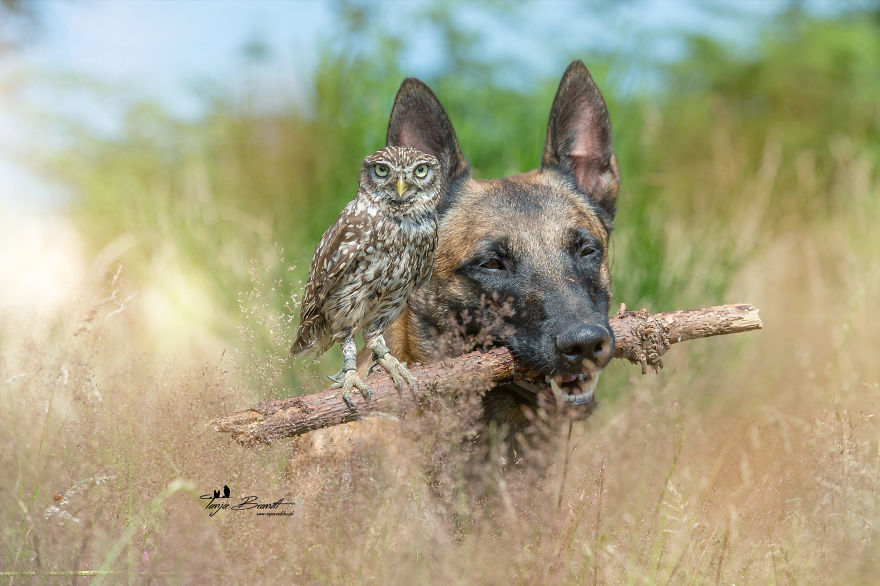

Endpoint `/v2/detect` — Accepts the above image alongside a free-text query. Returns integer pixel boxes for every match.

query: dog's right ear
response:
[386,78,469,183]
[542,61,620,222]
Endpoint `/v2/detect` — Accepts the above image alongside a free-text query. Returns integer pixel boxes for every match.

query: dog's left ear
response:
[542,60,620,222]
[386,77,470,184]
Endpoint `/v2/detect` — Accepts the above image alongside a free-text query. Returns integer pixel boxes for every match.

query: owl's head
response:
[361,146,443,217]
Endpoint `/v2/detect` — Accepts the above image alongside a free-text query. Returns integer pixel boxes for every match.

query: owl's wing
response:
[415,263,433,290]
[416,266,434,289]
[415,231,438,289]
[293,199,369,353]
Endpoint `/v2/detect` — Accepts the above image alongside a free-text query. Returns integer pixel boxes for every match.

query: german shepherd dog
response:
[380,60,620,443]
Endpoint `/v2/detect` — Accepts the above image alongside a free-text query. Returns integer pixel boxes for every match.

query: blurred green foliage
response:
[39,3,879,362]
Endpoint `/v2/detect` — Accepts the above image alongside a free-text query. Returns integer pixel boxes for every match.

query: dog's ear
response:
[542,60,619,221]
[387,78,469,183]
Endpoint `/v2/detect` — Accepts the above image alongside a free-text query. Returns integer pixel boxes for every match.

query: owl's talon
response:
[377,353,419,401]
[332,369,370,409]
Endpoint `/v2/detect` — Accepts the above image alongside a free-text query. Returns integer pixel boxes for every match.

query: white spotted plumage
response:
[292,146,444,357]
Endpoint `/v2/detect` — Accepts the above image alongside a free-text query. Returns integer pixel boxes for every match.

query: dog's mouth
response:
[546,371,600,405]
[512,367,600,408]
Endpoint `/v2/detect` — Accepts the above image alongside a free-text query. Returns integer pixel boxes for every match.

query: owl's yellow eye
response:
[375,164,389,177]
[414,164,428,178]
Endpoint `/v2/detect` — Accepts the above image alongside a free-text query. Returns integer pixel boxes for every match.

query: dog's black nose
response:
[556,324,612,366]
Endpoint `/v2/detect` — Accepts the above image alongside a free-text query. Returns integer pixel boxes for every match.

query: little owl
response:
[292,146,443,407]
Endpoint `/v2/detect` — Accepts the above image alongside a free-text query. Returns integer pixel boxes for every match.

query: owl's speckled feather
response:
[292,146,443,358]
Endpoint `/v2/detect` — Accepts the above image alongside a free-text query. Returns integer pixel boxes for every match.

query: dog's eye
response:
[578,244,601,259]
[478,258,504,271]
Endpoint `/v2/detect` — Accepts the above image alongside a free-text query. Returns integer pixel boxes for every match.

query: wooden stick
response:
[211,304,762,445]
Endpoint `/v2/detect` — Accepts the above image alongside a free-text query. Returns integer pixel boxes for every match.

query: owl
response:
[292,146,444,407]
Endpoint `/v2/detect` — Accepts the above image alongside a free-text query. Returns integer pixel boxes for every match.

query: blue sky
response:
[11,0,798,120]
[0,0,842,209]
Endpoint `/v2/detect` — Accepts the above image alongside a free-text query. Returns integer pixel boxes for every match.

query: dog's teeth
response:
[549,377,564,400]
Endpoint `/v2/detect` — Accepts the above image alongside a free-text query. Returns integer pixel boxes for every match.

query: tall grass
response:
[2,5,879,584]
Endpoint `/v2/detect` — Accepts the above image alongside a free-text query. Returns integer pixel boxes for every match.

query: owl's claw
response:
[377,353,419,401]
[330,369,370,409]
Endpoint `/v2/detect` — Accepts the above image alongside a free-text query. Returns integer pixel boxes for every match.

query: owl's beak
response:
[396,177,407,196]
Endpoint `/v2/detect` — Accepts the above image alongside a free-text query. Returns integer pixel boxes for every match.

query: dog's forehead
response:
[441,170,608,250]
[433,170,610,280]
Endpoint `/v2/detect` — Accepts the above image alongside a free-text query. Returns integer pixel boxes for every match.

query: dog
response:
[379,60,620,446]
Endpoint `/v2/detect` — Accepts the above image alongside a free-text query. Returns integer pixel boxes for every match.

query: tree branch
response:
[211,303,762,445]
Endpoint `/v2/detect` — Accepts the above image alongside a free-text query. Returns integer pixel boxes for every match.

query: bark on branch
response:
[211,303,762,445]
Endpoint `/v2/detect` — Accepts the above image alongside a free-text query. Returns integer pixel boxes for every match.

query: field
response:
[1,5,879,584]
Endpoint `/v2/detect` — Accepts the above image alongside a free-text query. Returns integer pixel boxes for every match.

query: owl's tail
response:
[290,334,314,358]
[290,320,328,359]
